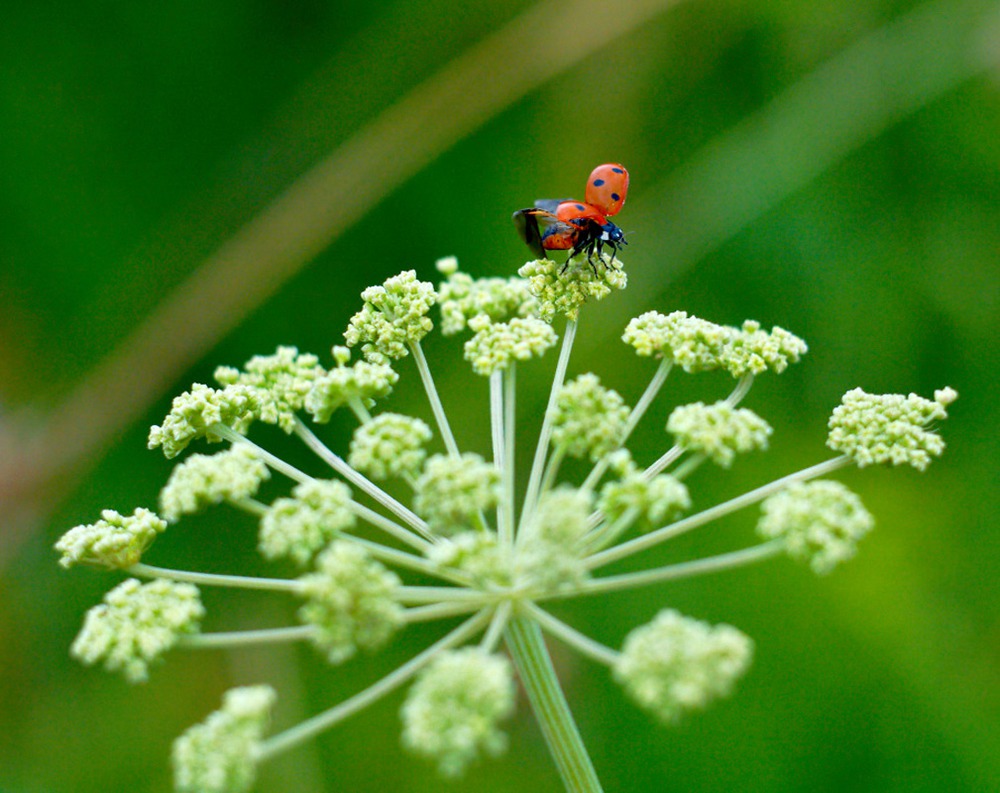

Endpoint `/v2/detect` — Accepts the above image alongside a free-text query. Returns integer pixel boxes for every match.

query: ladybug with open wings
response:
[513,163,629,269]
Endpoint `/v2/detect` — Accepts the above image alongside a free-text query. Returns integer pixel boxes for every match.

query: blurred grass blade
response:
[628,0,998,291]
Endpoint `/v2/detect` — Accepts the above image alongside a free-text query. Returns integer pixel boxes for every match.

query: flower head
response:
[724,321,809,377]
[159,445,270,523]
[622,310,730,368]
[297,540,404,663]
[259,479,356,565]
[172,685,275,793]
[413,453,502,536]
[344,270,437,364]
[55,507,167,569]
[667,401,772,467]
[518,257,626,322]
[436,257,538,336]
[518,486,592,591]
[622,311,806,377]
[426,531,508,588]
[827,387,958,470]
[149,384,261,459]
[71,578,204,683]
[401,648,515,777]
[551,373,630,462]
[613,609,753,724]
[463,315,558,376]
[305,349,399,424]
[348,413,433,481]
[214,346,325,433]
[598,458,691,530]
[757,480,874,574]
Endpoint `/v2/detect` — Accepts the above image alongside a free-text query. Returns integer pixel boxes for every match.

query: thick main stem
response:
[505,616,603,793]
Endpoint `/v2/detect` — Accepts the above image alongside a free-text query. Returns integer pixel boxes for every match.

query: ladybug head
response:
[600,222,626,245]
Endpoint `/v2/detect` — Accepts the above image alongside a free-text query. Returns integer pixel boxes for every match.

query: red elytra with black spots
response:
[512,163,629,268]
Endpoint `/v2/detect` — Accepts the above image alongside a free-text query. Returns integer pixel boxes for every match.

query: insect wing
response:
[534,198,571,214]
[513,207,580,255]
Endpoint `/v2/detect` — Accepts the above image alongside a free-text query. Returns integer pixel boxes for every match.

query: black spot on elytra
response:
[611,193,620,201]
[593,178,605,186]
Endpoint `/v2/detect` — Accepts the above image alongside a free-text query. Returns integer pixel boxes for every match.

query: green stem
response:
[256,609,492,761]
[293,417,431,538]
[620,359,672,444]
[502,366,518,548]
[409,339,461,458]
[403,601,486,623]
[128,562,301,593]
[587,456,851,570]
[569,539,786,597]
[522,602,618,667]
[213,424,310,485]
[521,318,578,530]
[181,625,314,649]
[345,535,471,585]
[505,616,603,793]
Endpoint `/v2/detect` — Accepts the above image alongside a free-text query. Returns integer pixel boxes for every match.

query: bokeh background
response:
[1,0,997,791]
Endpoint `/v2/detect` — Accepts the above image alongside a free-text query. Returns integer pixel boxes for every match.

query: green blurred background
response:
[1,0,997,790]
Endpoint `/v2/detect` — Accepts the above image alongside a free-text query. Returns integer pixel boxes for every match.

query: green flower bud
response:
[436,258,538,336]
[667,401,772,467]
[297,541,403,664]
[413,453,501,536]
[551,373,630,462]
[757,480,874,574]
[149,384,260,459]
[159,445,270,523]
[614,609,753,724]
[214,346,325,433]
[172,685,275,793]
[305,356,399,424]
[827,387,958,470]
[348,413,433,480]
[56,507,167,569]
[344,270,436,364]
[259,479,356,566]
[71,578,204,683]
[518,257,626,323]
[463,316,558,376]
[401,648,515,777]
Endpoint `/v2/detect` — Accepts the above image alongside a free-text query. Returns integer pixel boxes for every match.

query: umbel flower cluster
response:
[56,253,958,792]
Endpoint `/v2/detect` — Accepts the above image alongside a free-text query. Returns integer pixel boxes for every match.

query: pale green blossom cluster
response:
[172,685,275,793]
[622,311,807,377]
[71,578,204,683]
[401,648,516,777]
[214,346,324,432]
[159,445,270,523]
[344,270,437,363]
[551,374,630,461]
[613,610,753,724]
[56,507,167,569]
[413,452,502,536]
[757,480,874,574]
[297,541,404,663]
[667,401,772,467]
[348,413,432,480]
[259,479,356,565]
[827,387,958,470]
[57,254,957,792]
[305,347,399,424]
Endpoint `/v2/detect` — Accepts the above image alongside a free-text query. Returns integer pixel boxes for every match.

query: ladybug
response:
[513,163,629,270]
